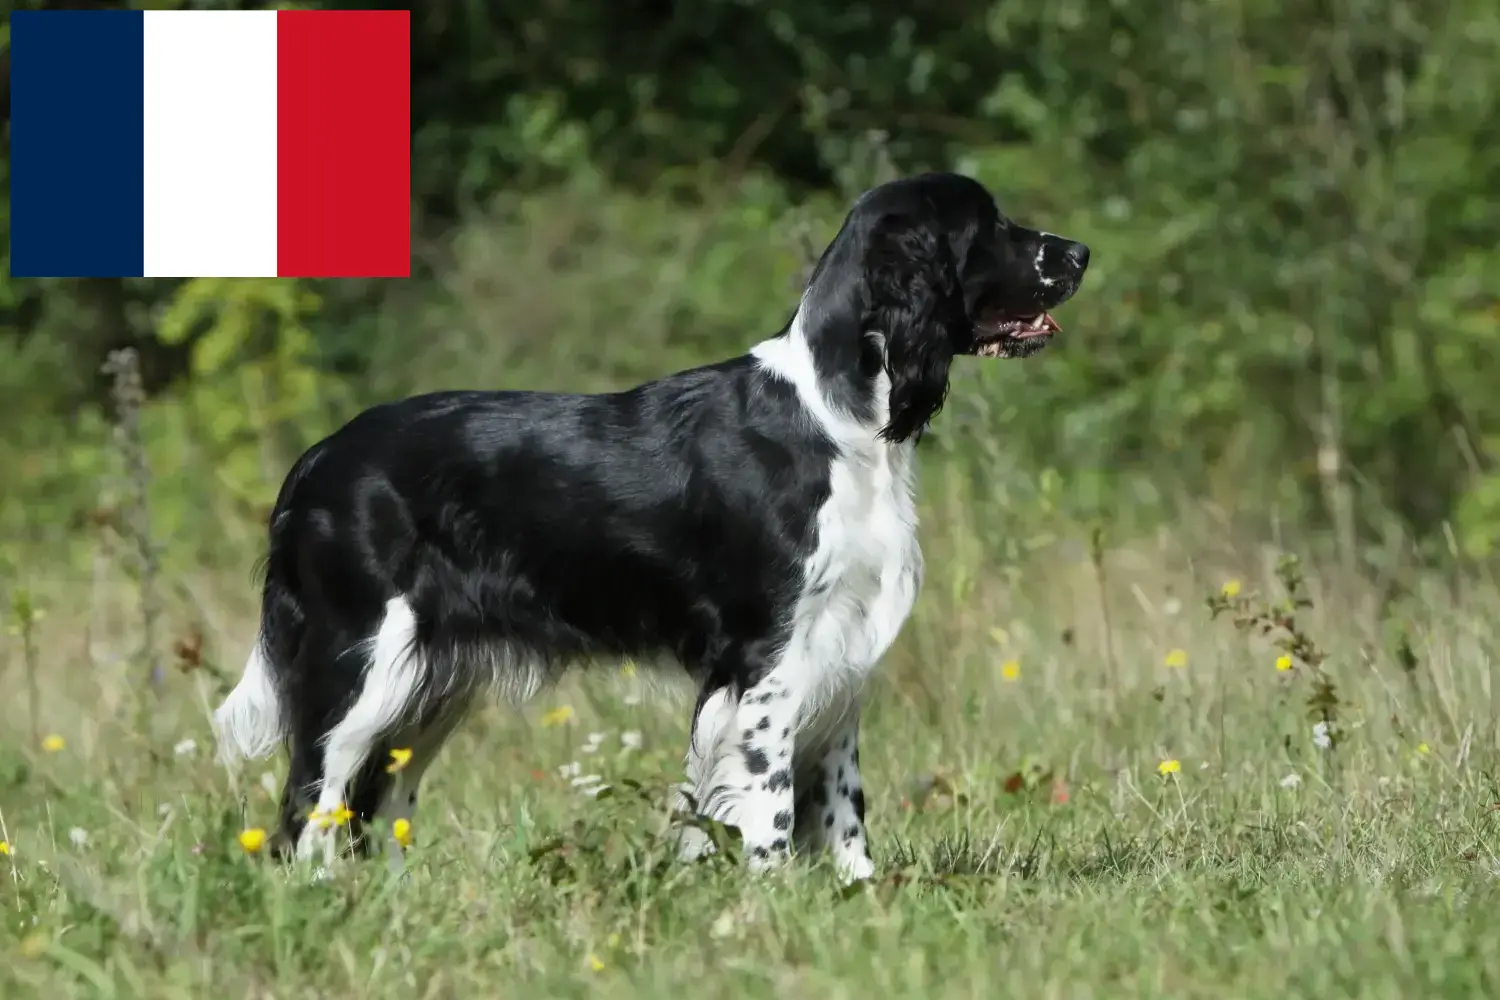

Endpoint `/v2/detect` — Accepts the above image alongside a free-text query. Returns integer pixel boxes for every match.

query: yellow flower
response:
[18,931,47,959]
[620,660,637,679]
[237,828,267,854]
[541,705,575,728]
[0,841,11,856]
[1275,655,1294,672]
[1415,742,1431,756]
[307,804,354,829]
[1158,758,1181,776]
[386,747,413,773]
[587,954,606,973]
[1221,579,1242,598]
[392,818,413,848]
[1000,659,1021,681]
[40,734,65,753]
[1164,648,1188,669]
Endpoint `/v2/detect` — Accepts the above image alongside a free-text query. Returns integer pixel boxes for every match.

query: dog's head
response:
[802,173,1090,442]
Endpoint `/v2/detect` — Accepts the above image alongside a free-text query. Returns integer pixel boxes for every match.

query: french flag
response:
[10,9,410,279]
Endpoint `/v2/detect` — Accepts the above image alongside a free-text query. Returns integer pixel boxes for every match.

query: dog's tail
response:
[213,635,285,765]
[214,545,304,765]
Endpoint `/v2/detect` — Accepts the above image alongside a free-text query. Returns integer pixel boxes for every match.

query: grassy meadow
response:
[4,484,1499,998]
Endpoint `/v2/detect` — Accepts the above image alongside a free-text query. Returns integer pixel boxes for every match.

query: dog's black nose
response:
[1066,242,1090,268]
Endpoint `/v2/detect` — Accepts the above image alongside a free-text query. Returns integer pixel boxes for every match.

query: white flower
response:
[582,731,605,755]
[173,738,198,757]
[1279,773,1302,789]
[1162,597,1183,617]
[570,773,608,797]
[1312,721,1333,750]
[623,693,642,706]
[67,827,89,848]
[620,731,643,750]
[558,761,582,779]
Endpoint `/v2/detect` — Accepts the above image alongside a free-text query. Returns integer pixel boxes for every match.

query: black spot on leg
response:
[850,788,866,821]
[811,783,827,807]
[767,769,792,793]
[770,837,788,851]
[823,812,835,828]
[743,745,771,775]
[742,729,754,742]
[837,784,849,798]
[844,825,861,841]
[773,810,793,831]
[836,765,845,782]
[751,846,770,861]
[757,717,771,731]
[781,727,790,739]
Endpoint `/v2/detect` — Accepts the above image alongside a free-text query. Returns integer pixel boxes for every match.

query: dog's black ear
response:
[863,215,968,443]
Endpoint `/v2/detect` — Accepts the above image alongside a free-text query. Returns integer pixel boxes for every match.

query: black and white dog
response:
[213,172,1089,881]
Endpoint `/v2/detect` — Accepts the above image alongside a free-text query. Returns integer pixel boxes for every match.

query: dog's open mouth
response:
[972,313,1061,358]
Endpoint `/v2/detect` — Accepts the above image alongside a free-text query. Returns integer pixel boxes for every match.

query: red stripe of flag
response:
[276,10,410,278]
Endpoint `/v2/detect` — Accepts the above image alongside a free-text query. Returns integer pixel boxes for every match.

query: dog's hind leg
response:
[296,596,429,868]
[358,712,463,873]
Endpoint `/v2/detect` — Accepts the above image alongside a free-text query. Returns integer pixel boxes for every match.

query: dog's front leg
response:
[794,710,874,883]
[681,673,801,872]
[728,673,801,871]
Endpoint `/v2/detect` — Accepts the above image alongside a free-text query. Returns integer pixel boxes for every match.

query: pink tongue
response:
[1016,313,1060,337]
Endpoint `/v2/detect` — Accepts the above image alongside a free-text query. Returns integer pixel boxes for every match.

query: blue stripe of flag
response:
[11,11,146,278]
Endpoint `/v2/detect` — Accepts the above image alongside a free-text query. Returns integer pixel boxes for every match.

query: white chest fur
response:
[791,438,923,712]
[750,324,925,731]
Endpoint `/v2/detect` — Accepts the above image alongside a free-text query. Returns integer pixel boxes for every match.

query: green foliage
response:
[4,0,1500,565]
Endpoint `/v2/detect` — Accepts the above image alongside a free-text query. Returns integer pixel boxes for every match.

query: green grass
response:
[4,523,1500,999]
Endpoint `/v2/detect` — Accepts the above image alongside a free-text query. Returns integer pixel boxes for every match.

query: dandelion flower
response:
[1001,659,1021,682]
[1415,742,1431,756]
[1158,759,1181,776]
[541,705,575,728]
[1164,648,1188,669]
[392,818,413,848]
[307,804,354,828]
[620,660,637,679]
[40,734,65,753]
[0,841,11,856]
[237,828,268,854]
[1221,579,1242,598]
[1276,654,1294,672]
[587,954,606,972]
[386,747,413,773]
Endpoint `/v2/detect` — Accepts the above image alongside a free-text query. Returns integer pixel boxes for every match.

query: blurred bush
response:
[2,0,1499,569]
